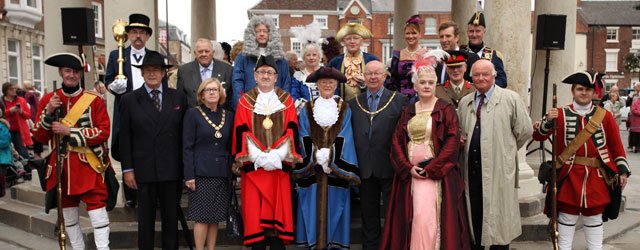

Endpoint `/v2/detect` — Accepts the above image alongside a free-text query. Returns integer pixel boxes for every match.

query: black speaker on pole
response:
[535,14,566,50]
[61,8,96,45]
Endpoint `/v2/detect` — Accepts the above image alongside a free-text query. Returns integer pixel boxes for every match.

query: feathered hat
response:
[411,49,450,74]
[290,21,323,45]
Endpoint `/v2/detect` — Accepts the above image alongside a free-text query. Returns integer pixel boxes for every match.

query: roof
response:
[251,0,337,11]
[578,1,640,26]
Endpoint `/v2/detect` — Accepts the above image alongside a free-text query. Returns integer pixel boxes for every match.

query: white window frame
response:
[388,16,394,35]
[632,27,640,40]
[425,17,437,35]
[92,2,103,38]
[314,15,328,29]
[32,44,44,92]
[421,39,440,50]
[7,39,21,84]
[381,41,393,65]
[265,14,279,28]
[606,27,619,43]
[605,48,620,72]
[290,38,301,57]
[290,14,302,18]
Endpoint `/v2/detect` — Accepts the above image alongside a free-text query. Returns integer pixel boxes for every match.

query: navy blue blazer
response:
[182,106,234,180]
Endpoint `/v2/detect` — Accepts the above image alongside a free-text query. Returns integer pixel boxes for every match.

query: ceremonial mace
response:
[112,19,128,81]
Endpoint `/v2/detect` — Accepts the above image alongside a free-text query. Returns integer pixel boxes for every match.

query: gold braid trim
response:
[354,91,397,116]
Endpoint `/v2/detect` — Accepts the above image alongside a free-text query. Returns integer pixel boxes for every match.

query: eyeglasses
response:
[203,87,219,94]
[255,70,277,76]
[364,72,386,77]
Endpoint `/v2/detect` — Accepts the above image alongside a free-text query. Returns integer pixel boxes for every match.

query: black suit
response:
[119,85,187,250]
[177,59,233,108]
[348,88,406,250]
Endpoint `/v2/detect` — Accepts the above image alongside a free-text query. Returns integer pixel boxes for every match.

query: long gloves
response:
[108,79,127,94]
[316,148,331,174]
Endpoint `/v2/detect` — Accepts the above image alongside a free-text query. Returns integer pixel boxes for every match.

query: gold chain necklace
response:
[196,106,226,138]
[355,91,397,123]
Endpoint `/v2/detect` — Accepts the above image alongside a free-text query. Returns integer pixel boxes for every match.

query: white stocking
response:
[583,214,603,250]
[88,207,110,250]
[63,207,85,250]
[558,212,579,250]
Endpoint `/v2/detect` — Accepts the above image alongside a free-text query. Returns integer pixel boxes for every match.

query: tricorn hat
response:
[44,52,84,70]
[125,13,153,35]
[254,55,278,73]
[132,51,172,69]
[336,23,372,41]
[305,66,347,83]
[445,50,468,67]
[562,71,605,89]
[468,11,486,27]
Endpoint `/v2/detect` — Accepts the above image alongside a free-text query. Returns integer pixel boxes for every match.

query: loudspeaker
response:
[536,14,566,50]
[61,8,96,45]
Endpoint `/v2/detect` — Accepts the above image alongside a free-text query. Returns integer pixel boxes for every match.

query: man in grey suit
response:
[177,38,233,108]
[348,61,407,250]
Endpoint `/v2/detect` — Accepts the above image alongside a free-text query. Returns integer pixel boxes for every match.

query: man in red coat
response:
[33,53,112,250]
[533,71,630,250]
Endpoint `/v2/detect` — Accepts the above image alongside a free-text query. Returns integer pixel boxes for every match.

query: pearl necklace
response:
[405,46,423,57]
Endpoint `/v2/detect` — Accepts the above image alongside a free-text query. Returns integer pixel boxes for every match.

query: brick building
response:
[248,0,452,65]
[579,0,640,88]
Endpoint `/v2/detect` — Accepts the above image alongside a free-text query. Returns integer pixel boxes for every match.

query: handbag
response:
[226,181,243,238]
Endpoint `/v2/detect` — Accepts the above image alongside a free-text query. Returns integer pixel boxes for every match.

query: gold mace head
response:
[112,18,129,42]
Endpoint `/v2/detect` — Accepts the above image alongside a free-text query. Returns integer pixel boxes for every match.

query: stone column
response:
[43,0,95,90]
[392,0,417,51]
[191,0,216,47]
[104,0,158,206]
[484,0,540,198]
[451,0,478,46]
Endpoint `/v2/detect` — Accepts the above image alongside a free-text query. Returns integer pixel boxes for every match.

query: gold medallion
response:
[215,130,222,139]
[263,116,273,130]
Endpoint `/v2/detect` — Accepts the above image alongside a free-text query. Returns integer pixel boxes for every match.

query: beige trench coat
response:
[458,86,533,246]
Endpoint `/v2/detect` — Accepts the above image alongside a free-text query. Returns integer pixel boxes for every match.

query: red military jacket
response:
[33,88,111,196]
[533,104,630,214]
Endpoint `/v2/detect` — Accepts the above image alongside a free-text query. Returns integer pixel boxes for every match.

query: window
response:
[388,17,394,35]
[381,42,393,65]
[32,44,44,91]
[633,28,640,40]
[26,0,36,8]
[314,15,328,29]
[290,14,302,18]
[606,27,618,42]
[7,40,21,84]
[348,19,362,24]
[265,15,279,28]
[92,2,103,38]
[291,38,301,56]
[425,17,437,35]
[605,48,619,72]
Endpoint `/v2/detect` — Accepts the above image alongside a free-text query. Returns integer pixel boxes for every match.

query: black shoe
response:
[125,200,136,208]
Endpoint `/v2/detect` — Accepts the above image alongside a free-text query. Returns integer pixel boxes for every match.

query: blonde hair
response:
[196,78,226,106]
[22,81,33,90]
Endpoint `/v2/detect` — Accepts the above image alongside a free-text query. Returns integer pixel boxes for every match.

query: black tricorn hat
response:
[125,13,153,35]
[306,67,347,83]
[132,51,172,69]
[445,50,468,67]
[44,52,84,70]
[254,55,278,73]
[561,71,605,89]
[468,11,486,27]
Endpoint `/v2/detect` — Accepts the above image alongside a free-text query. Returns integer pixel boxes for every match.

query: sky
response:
[157,0,261,44]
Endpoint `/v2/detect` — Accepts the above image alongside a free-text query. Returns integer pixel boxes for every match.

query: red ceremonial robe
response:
[381,100,470,250]
[232,87,302,246]
[533,104,629,216]
[33,89,111,201]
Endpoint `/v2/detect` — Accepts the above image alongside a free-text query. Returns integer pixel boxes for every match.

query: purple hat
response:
[406,15,422,25]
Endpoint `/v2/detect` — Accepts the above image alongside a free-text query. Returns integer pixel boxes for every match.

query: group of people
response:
[28,10,631,250]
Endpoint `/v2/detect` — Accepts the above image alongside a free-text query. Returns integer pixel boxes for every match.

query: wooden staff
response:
[550,83,559,250]
[53,81,66,250]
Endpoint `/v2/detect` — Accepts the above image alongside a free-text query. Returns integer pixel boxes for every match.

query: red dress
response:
[381,99,470,250]
[232,87,302,246]
[33,89,111,210]
[533,104,629,216]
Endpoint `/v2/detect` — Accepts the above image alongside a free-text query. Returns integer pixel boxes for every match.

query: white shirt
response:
[130,47,146,90]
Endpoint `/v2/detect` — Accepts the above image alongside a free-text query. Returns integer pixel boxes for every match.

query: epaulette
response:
[495,50,504,60]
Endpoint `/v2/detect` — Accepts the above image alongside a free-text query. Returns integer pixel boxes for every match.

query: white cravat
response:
[313,96,339,127]
[130,47,146,90]
[254,89,285,115]
[572,101,593,116]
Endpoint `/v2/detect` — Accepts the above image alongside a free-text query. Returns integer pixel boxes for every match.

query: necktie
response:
[201,68,209,81]
[476,94,485,119]
[368,94,379,112]
[151,90,161,111]
[133,54,143,64]
[455,86,461,95]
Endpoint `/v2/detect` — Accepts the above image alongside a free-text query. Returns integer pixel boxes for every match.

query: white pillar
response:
[191,0,216,47]
[451,0,478,46]
[485,0,540,198]
[392,0,417,51]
